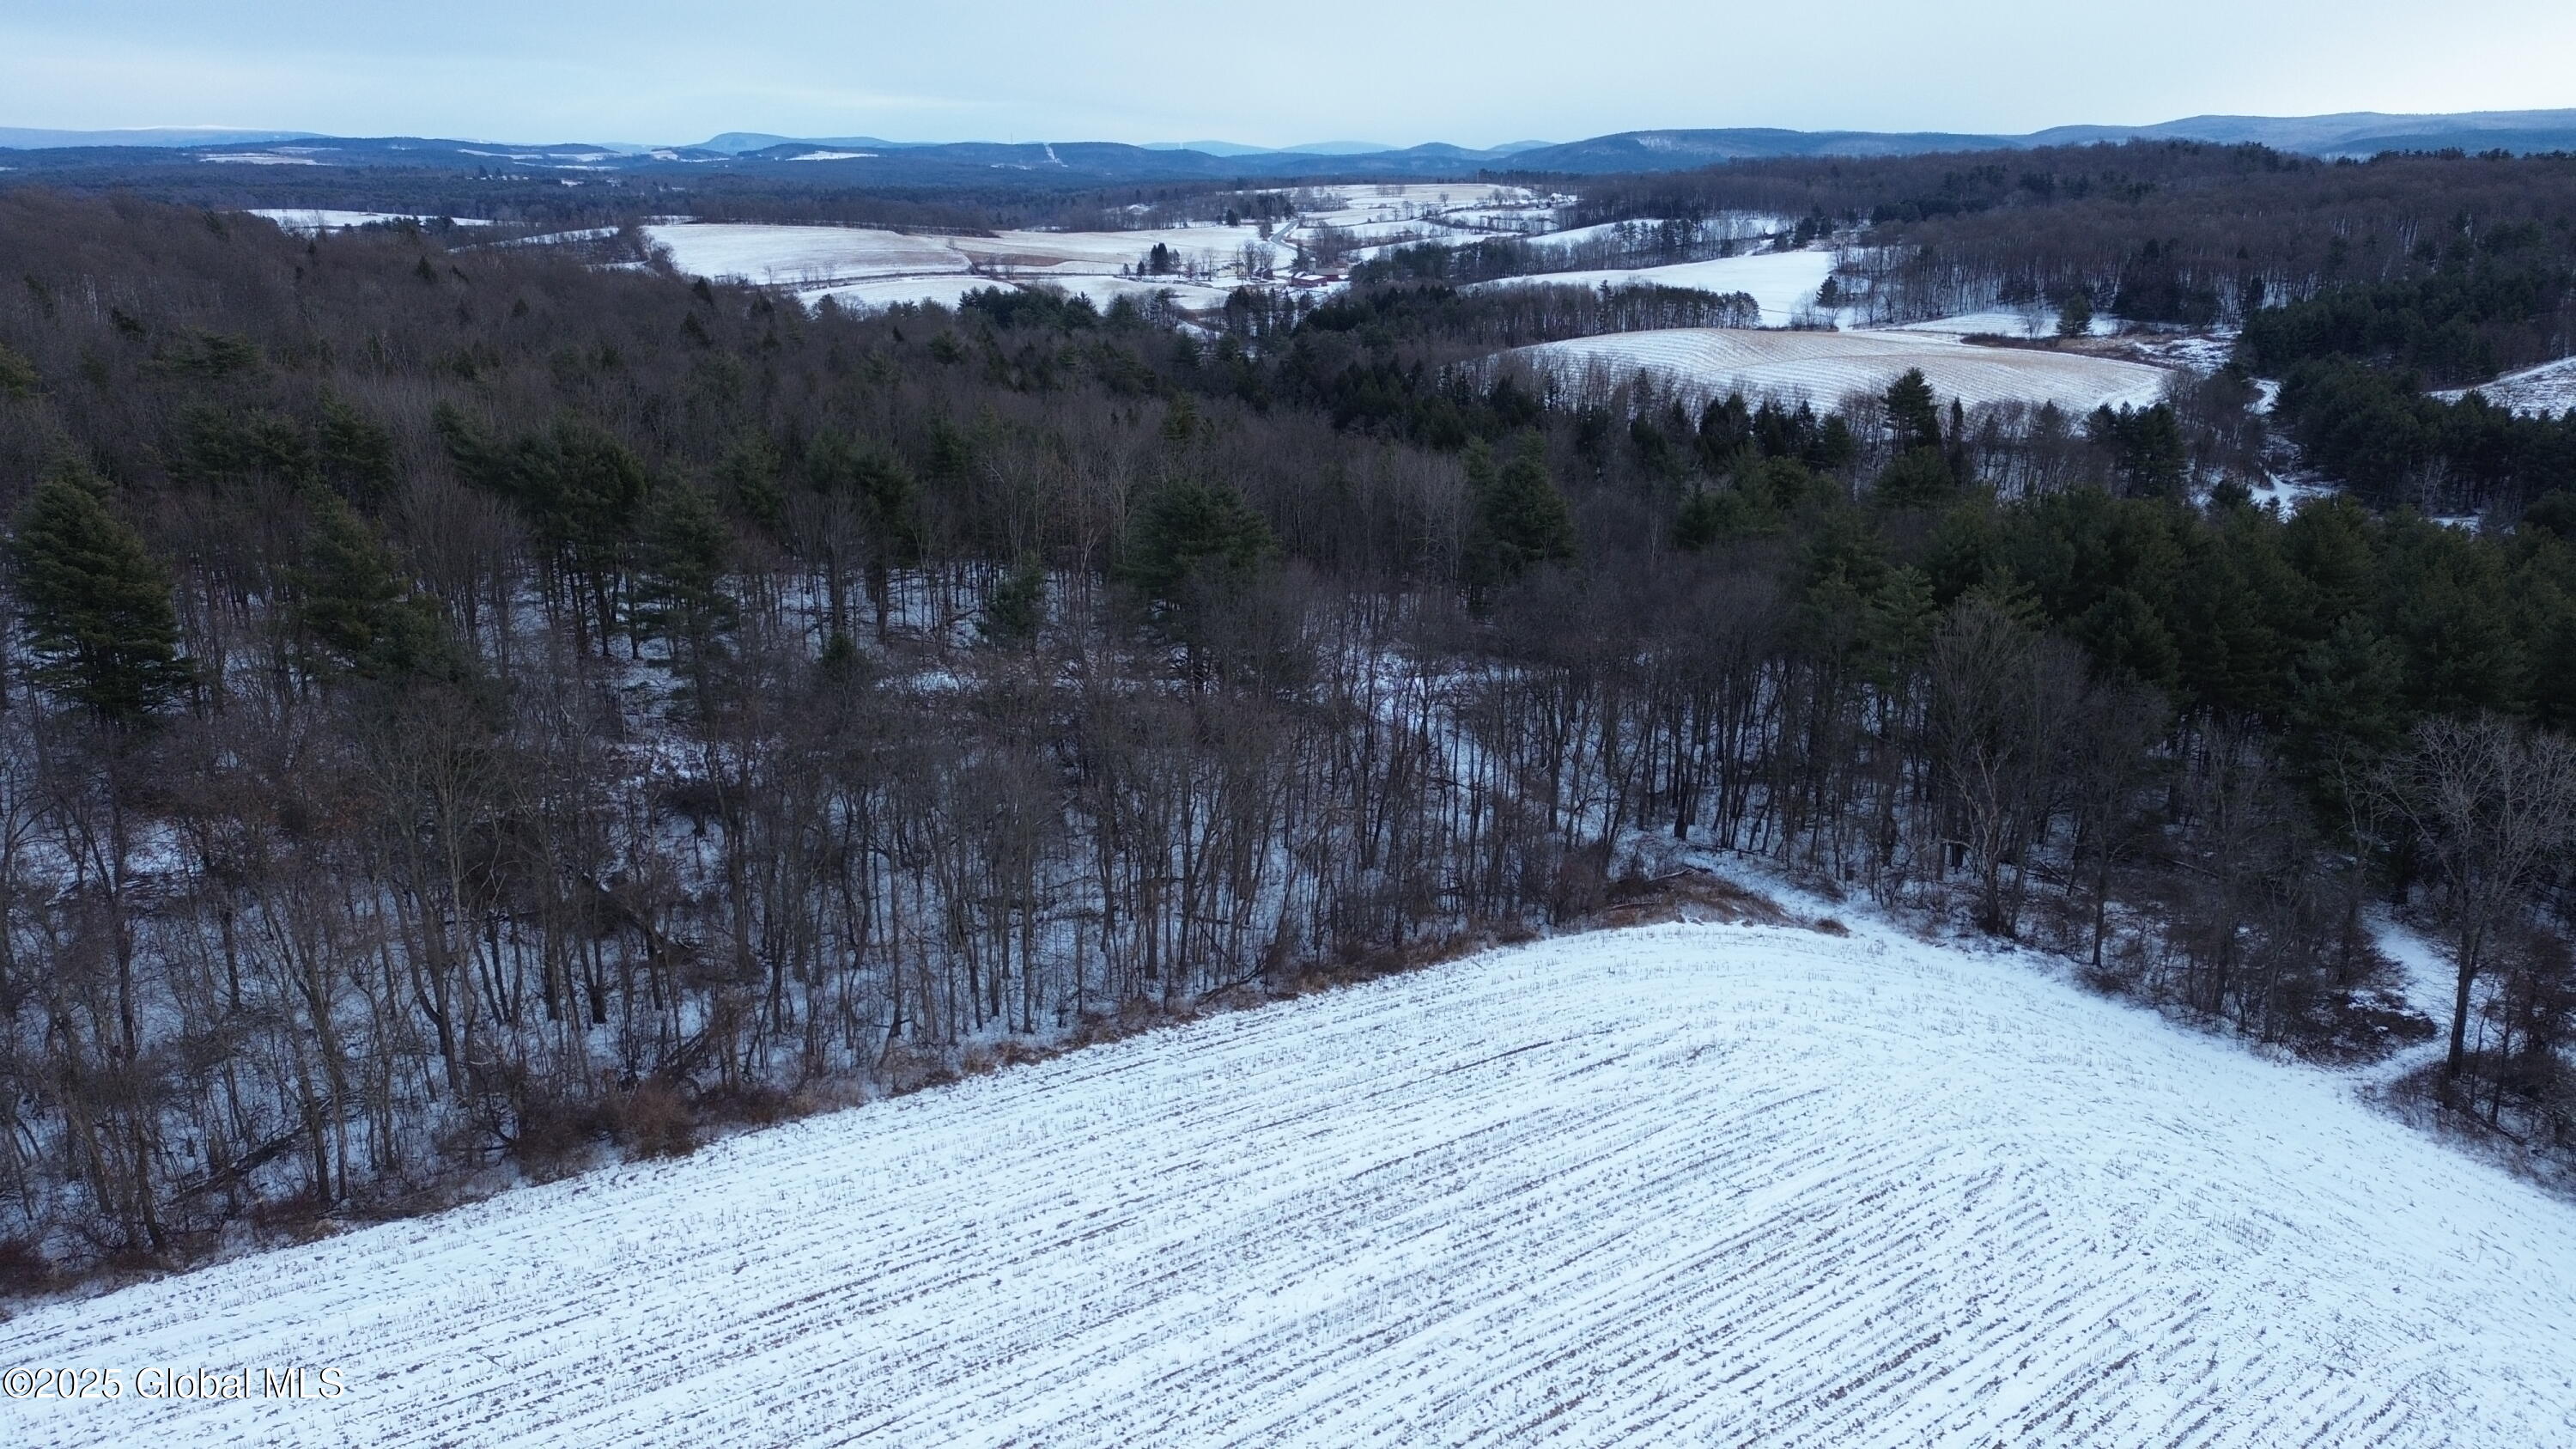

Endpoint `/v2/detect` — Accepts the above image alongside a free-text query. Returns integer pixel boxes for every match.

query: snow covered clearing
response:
[2117,328,2241,375]
[640,196,1653,315]
[1894,307,2075,338]
[1286,185,1552,230]
[641,222,971,285]
[999,274,1240,311]
[1311,218,1445,245]
[954,225,1284,274]
[6,917,2574,1448]
[248,210,494,234]
[802,276,1005,312]
[1522,215,1791,257]
[485,227,622,249]
[2246,469,2340,514]
[1470,248,1837,325]
[2435,356,2576,417]
[806,274,1236,314]
[1516,326,2175,413]
[641,222,1286,313]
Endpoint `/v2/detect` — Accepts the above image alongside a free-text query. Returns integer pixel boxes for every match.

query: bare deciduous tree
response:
[2380,715,2576,1090]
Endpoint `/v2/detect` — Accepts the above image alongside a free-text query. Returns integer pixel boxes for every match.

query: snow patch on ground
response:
[2246,469,2340,514]
[2434,356,2576,417]
[3,919,2571,1447]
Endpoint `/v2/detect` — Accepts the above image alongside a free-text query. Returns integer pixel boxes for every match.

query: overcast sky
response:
[5,0,2573,147]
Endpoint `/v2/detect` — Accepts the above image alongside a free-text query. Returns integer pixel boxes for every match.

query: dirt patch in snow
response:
[1585,865,1799,932]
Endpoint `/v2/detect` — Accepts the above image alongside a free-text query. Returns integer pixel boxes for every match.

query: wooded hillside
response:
[0,189,2569,1284]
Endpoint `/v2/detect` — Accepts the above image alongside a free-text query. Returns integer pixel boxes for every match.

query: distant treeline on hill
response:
[1571,143,2576,330]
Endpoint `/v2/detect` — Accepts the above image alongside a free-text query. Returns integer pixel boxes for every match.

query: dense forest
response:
[1571,143,2576,332]
[0,178,2572,1287]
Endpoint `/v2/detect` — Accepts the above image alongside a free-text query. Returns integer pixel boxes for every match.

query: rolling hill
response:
[5,110,2573,191]
[4,912,2571,1447]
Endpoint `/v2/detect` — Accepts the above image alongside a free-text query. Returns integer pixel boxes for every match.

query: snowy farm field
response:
[1293,184,1554,229]
[7,919,2574,1448]
[1519,326,2175,413]
[641,187,1560,314]
[642,221,1288,310]
[248,210,495,234]
[643,222,972,284]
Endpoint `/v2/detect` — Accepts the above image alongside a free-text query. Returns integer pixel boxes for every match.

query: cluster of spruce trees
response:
[0,188,2569,1284]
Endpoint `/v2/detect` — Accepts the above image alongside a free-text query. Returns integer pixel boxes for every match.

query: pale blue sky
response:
[5,0,2572,147]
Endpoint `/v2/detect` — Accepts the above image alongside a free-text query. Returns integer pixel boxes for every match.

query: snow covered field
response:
[1517,326,2174,412]
[641,221,1284,312]
[248,210,494,234]
[1291,184,1553,231]
[6,916,2573,1448]
[643,189,1560,314]
[2436,356,2576,417]
[643,222,970,284]
[1471,248,1837,325]
[1889,307,2123,339]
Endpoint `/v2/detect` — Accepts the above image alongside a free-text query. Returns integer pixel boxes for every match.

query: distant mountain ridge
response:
[1501,109,2576,170]
[0,125,324,149]
[2,109,2571,186]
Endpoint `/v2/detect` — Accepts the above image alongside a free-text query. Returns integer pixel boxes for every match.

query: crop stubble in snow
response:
[5,922,2575,1447]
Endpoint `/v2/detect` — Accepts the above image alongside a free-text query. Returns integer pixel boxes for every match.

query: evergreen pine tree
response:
[630,481,735,654]
[1696,391,1753,471]
[1465,435,1577,596]
[1874,447,1960,509]
[715,433,787,535]
[289,487,450,680]
[632,481,736,707]
[2077,586,2184,695]
[1118,478,1274,625]
[2057,289,2094,338]
[2087,403,2190,498]
[0,342,38,400]
[979,554,1048,646]
[1884,368,1944,454]
[10,466,188,723]
[1859,564,1938,686]
[1807,414,1859,473]
[317,396,401,511]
